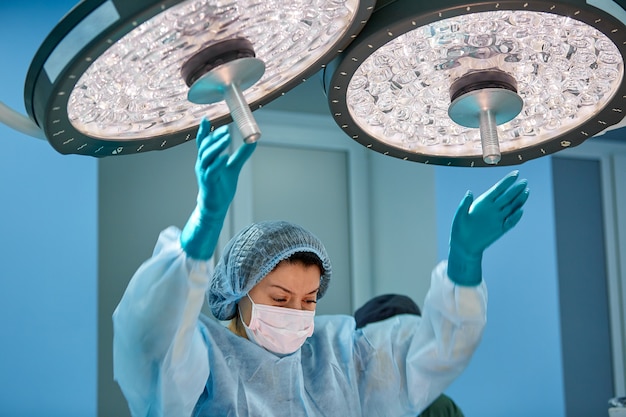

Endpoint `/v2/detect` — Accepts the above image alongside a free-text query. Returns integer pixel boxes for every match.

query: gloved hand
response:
[180,118,256,260]
[448,170,529,286]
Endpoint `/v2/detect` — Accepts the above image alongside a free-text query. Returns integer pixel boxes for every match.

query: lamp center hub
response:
[181,38,256,88]
[448,70,523,128]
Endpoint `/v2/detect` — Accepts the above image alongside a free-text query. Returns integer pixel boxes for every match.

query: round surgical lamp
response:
[323,0,626,167]
[16,0,375,157]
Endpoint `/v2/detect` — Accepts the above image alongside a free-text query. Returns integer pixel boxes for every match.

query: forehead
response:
[256,261,321,293]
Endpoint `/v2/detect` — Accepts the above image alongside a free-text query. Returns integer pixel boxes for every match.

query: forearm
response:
[425,261,487,356]
[407,261,487,407]
[114,227,210,354]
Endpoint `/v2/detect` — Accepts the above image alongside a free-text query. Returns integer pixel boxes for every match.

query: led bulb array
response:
[346,11,623,158]
[69,0,361,140]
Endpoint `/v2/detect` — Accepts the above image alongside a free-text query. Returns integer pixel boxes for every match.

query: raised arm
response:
[415,171,530,406]
[113,118,256,417]
[358,171,530,415]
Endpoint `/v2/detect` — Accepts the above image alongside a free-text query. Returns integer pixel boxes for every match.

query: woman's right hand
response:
[181,118,257,260]
[194,118,257,221]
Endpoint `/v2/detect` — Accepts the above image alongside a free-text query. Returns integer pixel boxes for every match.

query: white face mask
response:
[241,294,315,355]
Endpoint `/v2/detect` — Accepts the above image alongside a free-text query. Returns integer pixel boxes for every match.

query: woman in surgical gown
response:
[113,119,529,417]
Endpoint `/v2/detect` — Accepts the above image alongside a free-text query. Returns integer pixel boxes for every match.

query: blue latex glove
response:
[180,118,256,260]
[448,170,530,286]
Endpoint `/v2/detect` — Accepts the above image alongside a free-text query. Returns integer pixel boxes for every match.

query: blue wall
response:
[435,159,566,417]
[0,2,98,417]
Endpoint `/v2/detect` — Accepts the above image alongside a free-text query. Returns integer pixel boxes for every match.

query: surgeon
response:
[113,118,530,417]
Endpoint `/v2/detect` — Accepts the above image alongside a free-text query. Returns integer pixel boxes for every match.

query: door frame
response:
[559,136,626,396]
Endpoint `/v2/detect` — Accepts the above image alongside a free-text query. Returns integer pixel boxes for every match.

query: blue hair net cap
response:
[209,220,332,320]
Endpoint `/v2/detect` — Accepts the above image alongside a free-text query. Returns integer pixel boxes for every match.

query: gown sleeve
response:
[112,226,211,417]
[357,260,487,415]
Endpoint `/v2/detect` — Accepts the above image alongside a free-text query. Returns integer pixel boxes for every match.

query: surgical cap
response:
[354,294,421,329]
[209,220,332,320]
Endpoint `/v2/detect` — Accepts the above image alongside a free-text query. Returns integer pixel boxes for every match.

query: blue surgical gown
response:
[113,227,487,417]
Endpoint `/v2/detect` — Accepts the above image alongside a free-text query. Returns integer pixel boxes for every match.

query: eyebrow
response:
[270,284,319,295]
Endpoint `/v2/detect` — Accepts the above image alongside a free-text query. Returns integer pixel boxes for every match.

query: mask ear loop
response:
[246,293,256,306]
[238,296,259,343]
[239,293,256,329]
[238,307,247,327]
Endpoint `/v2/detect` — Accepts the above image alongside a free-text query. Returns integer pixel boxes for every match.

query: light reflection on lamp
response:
[22,0,375,157]
[323,0,626,167]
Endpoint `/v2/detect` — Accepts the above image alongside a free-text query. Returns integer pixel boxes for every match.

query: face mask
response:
[241,294,315,355]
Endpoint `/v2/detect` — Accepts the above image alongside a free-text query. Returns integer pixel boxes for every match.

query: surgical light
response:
[14,0,375,157]
[323,0,626,167]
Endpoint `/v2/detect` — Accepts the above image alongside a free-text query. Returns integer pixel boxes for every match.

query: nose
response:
[286,299,305,310]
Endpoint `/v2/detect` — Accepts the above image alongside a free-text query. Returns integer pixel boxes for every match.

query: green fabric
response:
[418,394,465,417]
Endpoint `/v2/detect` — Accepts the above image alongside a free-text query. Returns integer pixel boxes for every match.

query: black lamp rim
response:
[23,0,103,126]
[24,0,170,126]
